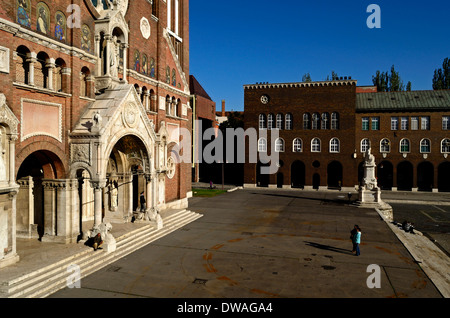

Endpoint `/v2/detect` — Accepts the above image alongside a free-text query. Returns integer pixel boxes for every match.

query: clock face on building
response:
[260,95,269,104]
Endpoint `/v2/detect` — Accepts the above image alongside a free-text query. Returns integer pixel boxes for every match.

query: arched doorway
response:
[256,162,270,187]
[377,161,393,190]
[397,161,413,191]
[291,160,305,188]
[105,135,151,221]
[327,161,343,189]
[438,162,450,192]
[16,150,65,239]
[417,162,434,192]
[312,173,320,190]
[277,173,284,188]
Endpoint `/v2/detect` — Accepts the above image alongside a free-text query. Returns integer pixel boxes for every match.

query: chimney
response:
[222,100,225,116]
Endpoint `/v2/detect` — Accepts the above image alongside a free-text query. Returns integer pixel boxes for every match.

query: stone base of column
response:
[41,233,78,244]
[0,253,19,269]
[16,224,39,239]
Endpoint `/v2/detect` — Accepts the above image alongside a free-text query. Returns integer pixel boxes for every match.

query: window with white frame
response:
[276,113,283,130]
[371,117,380,130]
[285,113,293,130]
[361,138,370,153]
[321,113,329,130]
[259,114,267,129]
[312,113,320,130]
[400,138,410,153]
[420,139,431,153]
[267,114,274,130]
[311,138,321,152]
[303,113,311,130]
[293,138,302,152]
[411,117,419,130]
[442,116,450,130]
[441,138,450,153]
[330,138,340,153]
[421,116,430,130]
[380,138,390,153]
[362,117,369,131]
[331,112,339,130]
[391,117,399,130]
[275,138,285,152]
[401,117,409,130]
[258,138,267,152]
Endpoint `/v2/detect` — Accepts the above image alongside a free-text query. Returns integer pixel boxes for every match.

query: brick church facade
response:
[0,0,191,268]
[243,79,450,193]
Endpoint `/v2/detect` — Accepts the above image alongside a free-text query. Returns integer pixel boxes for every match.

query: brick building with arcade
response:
[0,0,191,268]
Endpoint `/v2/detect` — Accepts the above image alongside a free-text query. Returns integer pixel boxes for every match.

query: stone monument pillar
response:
[357,148,393,221]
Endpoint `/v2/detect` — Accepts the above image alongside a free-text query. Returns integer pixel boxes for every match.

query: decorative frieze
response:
[0,46,10,74]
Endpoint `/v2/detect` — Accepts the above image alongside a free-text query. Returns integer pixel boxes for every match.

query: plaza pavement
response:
[1,186,449,298]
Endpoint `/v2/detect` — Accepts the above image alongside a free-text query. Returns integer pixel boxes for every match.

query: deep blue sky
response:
[189,0,450,112]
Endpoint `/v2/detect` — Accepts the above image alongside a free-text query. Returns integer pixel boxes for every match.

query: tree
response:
[326,71,339,81]
[432,57,450,90]
[302,73,312,82]
[372,65,408,92]
[406,81,412,91]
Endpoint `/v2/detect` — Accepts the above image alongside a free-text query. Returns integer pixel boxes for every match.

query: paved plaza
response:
[49,188,446,298]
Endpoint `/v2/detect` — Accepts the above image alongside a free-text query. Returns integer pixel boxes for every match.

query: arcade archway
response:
[377,161,393,190]
[291,160,305,189]
[397,161,413,191]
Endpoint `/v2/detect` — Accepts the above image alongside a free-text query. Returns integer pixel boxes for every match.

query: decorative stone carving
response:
[140,17,151,39]
[71,143,91,165]
[166,156,175,179]
[87,222,116,253]
[122,102,138,128]
[0,46,10,74]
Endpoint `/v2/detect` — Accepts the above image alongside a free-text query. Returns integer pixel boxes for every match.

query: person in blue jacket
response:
[354,227,362,256]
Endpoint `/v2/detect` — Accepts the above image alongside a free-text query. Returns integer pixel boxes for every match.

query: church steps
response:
[1,210,202,298]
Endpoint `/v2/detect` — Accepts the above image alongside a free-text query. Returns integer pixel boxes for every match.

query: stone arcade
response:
[0,0,191,267]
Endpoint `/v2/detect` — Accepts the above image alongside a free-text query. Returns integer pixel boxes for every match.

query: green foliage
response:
[372,65,409,92]
[302,73,312,82]
[432,57,450,90]
[219,111,244,131]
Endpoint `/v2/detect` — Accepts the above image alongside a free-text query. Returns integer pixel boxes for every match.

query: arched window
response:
[330,138,340,153]
[171,97,177,116]
[303,113,311,130]
[293,138,302,153]
[331,112,339,130]
[259,114,267,129]
[380,138,390,153]
[177,98,182,117]
[275,138,285,152]
[441,138,450,153]
[80,66,90,97]
[321,113,330,130]
[15,45,31,84]
[400,138,410,153]
[276,113,283,130]
[35,51,49,89]
[267,113,274,130]
[312,113,320,130]
[285,113,293,130]
[420,139,431,153]
[258,138,267,152]
[311,138,321,152]
[361,138,370,153]
[54,58,66,92]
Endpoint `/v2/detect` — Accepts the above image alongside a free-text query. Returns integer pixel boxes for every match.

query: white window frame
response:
[267,113,274,130]
[311,138,321,152]
[321,113,329,130]
[258,138,267,152]
[293,138,302,153]
[411,117,419,130]
[362,117,369,131]
[371,117,380,130]
[275,138,285,152]
[380,138,391,153]
[442,116,450,130]
[360,138,370,153]
[421,116,430,130]
[329,138,340,153]
[285,113,292,130]
[441,138,450,153]
[331,112,339,130]
[303,113,310,130]
[276,113,283,130]
[401,117,409,130]
[259,114,266,130]
[312,113,320,130]
[420,138,431,153]
[400,138,410,153]
[391,117,399,130]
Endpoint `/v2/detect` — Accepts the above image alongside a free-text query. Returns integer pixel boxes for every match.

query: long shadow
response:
[251,192,357,206]
[304,241,354,255]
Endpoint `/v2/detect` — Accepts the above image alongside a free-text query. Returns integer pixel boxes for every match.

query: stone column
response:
[55,179,79,243]
[94,34,101,76]
[45,58,55,90]
[86,75,95,98]
[42,180,56,238]
[145,174,152,212]
[121,43,128,83]
[104,34,112,76]
[26,52,37,86]
[143,90,150,110]
[90,179,106,228]
[61,67,71,94]
[16,177,38,238]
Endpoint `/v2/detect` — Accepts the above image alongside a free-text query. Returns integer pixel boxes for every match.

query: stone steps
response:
[1,209,202,298]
